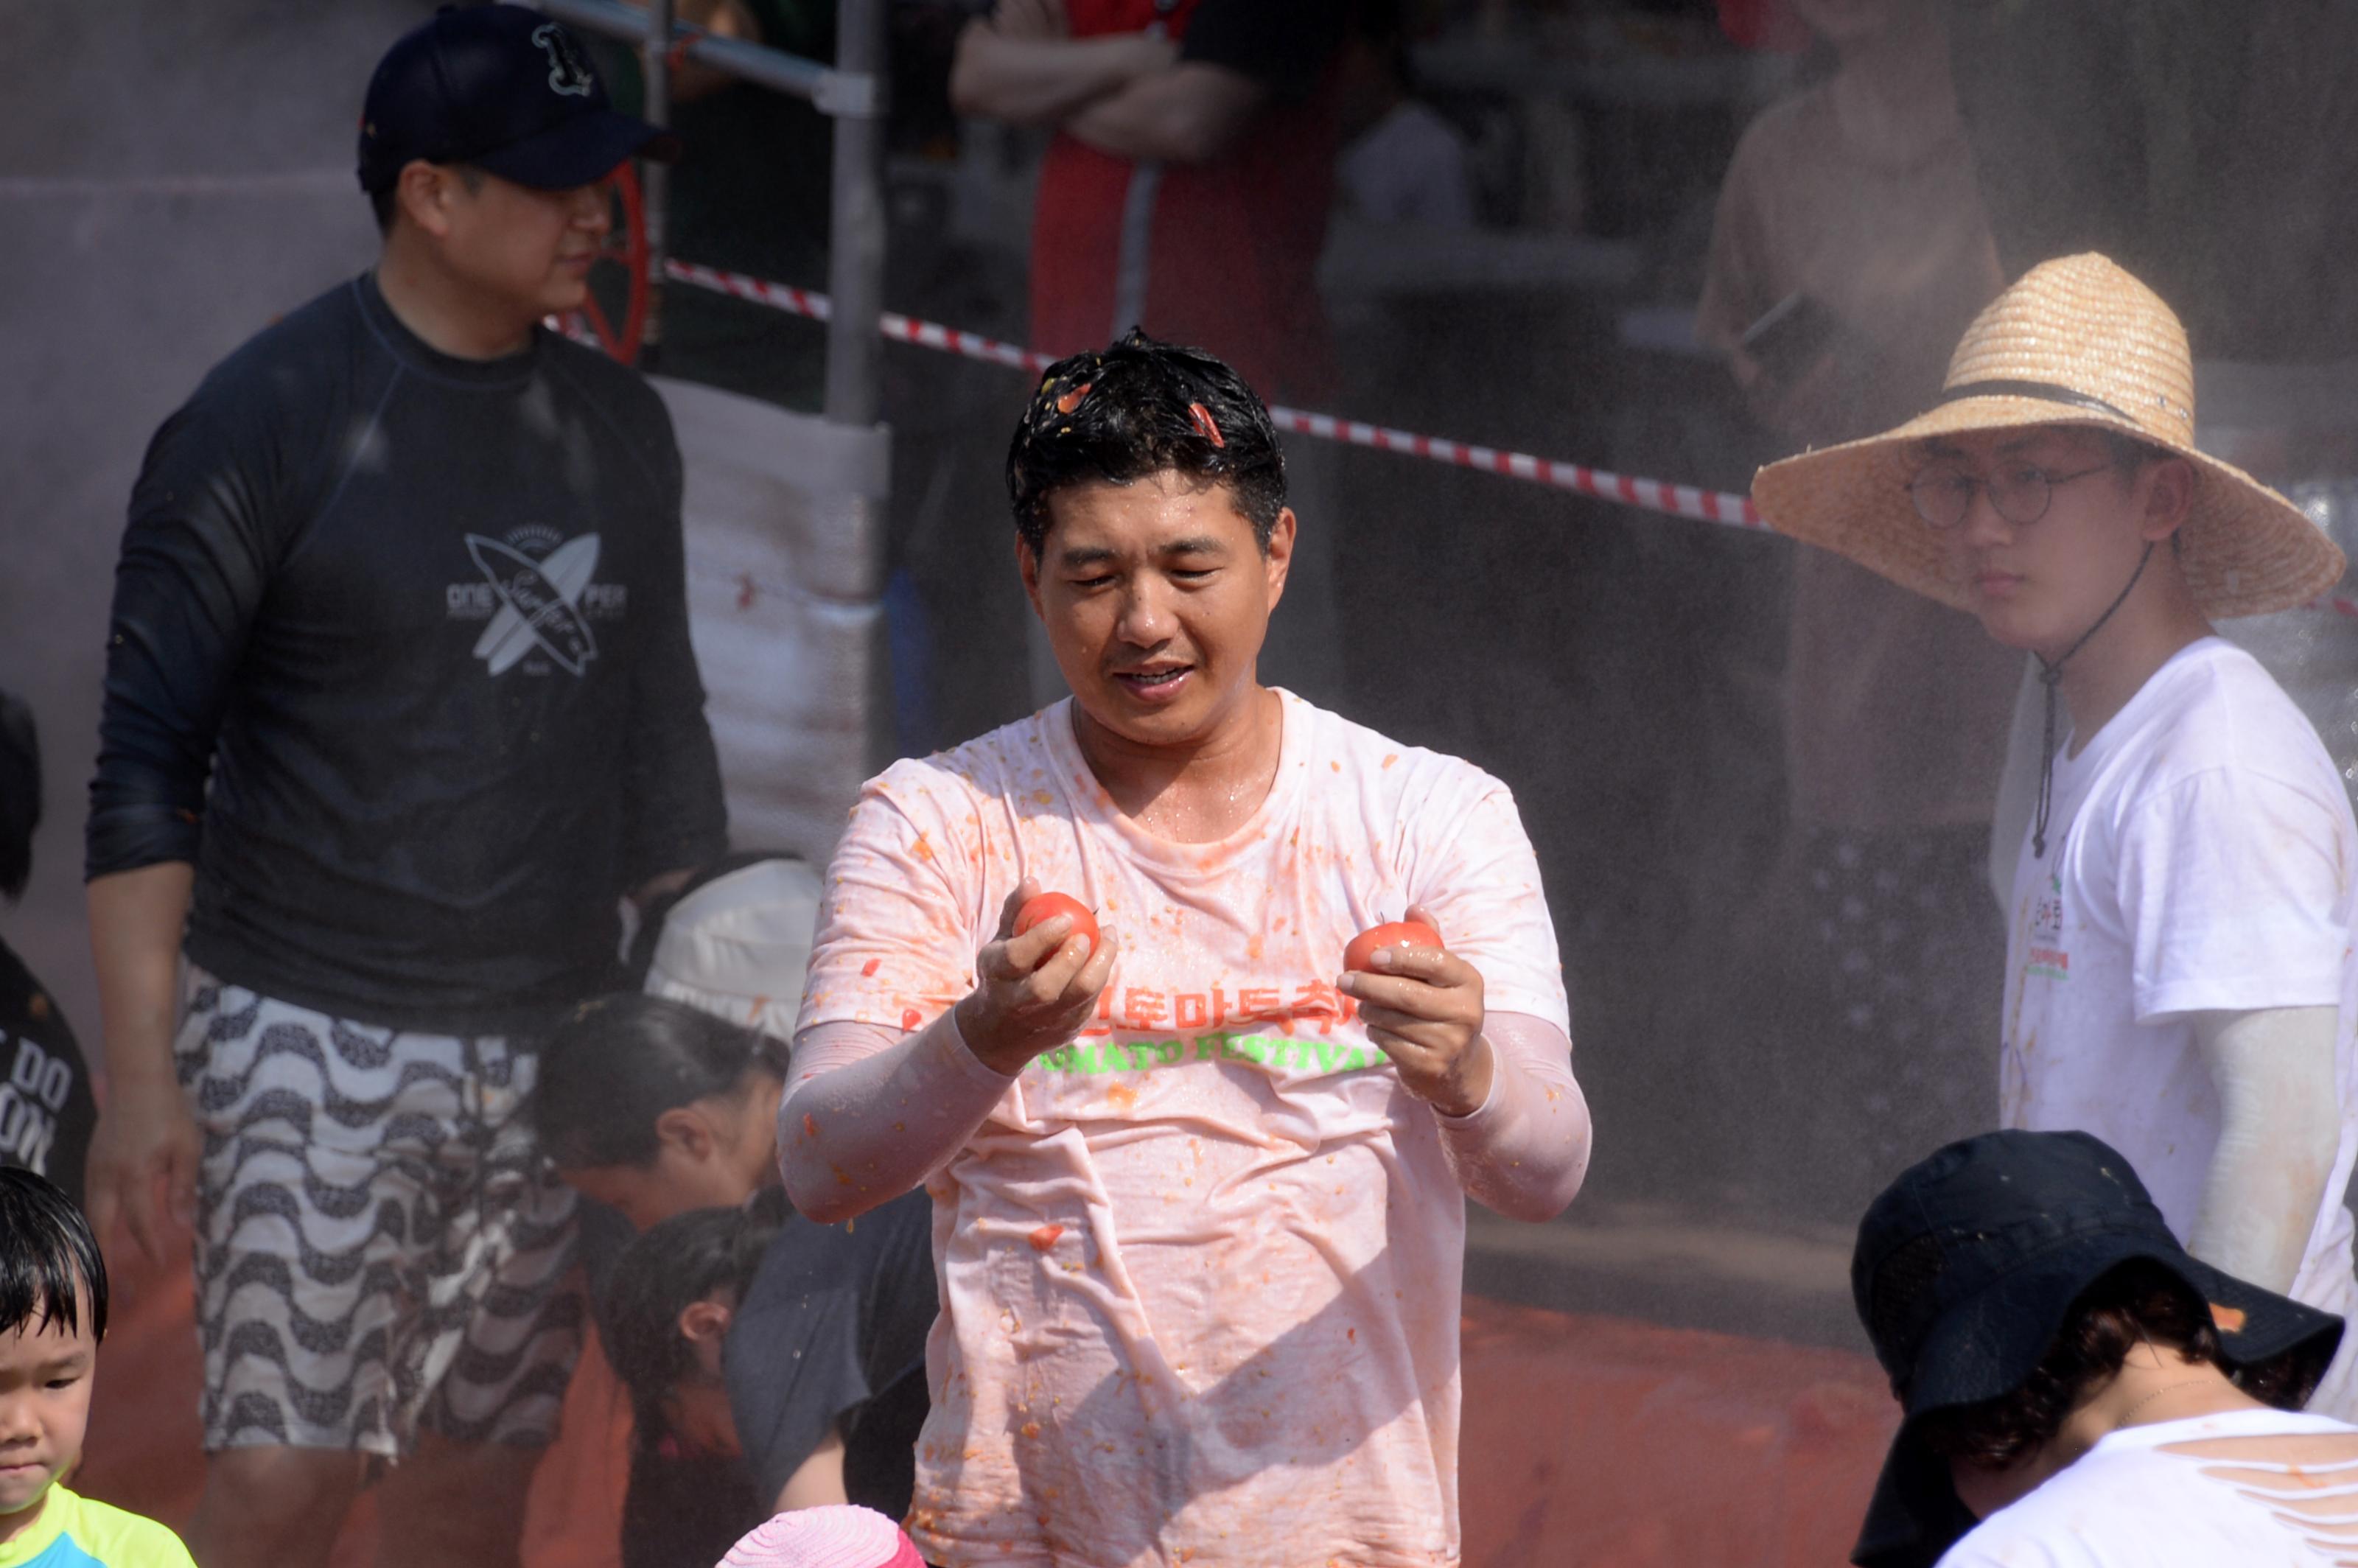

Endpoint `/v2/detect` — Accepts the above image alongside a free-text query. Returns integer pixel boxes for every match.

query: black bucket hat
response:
[1849,1129,2344,1568]
[358,4,681,195]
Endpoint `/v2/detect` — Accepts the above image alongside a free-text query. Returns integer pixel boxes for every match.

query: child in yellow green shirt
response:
[0,1168,194,1567]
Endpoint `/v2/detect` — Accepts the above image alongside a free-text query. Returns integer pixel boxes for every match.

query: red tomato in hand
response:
[1343,920,1444,973]
[1015,892,1099,949]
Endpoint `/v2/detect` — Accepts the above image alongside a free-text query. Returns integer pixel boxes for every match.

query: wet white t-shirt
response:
[2001,638,2358,1410]
[1939,1407,2358,1567]
[795,692,1571,1567]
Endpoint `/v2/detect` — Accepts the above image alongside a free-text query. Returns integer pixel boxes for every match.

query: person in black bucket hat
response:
[1852,1128,2351,1568]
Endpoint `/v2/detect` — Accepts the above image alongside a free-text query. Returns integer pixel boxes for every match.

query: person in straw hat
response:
[1754,252,2358,1420]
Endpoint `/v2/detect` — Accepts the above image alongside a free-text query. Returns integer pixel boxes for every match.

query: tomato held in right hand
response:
[1343,920,1443,974]
[1015,892,1099,949]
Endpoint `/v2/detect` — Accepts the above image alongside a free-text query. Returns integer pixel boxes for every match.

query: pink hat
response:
[718,1507,925,1568]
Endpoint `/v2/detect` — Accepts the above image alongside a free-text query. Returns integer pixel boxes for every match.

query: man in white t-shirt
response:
[780,332,1591,1567]
[1754,253,2358,1416]
[1849,1129,2349,1568]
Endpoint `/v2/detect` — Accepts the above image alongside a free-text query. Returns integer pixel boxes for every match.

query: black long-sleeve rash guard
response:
[88,273,728,1033]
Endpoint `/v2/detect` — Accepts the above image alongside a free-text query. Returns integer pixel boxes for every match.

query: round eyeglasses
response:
[1906,462,2114,531]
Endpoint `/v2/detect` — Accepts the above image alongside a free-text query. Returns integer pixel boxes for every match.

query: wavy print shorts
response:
[178,969,581,1457]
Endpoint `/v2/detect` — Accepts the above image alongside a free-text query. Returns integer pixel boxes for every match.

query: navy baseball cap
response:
[357,4,680,195]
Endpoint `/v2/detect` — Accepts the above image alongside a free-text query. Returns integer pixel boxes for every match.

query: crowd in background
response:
[13,2,2358,1567]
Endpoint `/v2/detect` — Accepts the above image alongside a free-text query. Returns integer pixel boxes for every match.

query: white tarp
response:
[655,375,889,866]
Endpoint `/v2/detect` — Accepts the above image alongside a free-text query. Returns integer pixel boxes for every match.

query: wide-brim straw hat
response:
[1752,253,2343,620]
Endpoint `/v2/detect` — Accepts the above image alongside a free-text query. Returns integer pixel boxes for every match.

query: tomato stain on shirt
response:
[861,958,881,977]
[796,693,1576,1566]
[802,1113,819,1138]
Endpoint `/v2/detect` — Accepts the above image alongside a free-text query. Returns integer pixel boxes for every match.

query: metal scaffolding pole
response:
[533,0,900,785]
[821,0,887,427]
[536,0,889,427]
[635,0,674,368]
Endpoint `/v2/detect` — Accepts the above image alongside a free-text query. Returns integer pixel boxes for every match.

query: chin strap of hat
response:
[2032,543,2155,858]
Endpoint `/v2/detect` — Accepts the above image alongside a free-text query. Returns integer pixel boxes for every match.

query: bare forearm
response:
[86,862,193,1091]
[779,1014,1014,1222]
[772,1427,848,1512]
[950,21,1169,125]
[1062,62,1264,164]
[1433,1012,1591,1221]
[2189,1007,2340,1293]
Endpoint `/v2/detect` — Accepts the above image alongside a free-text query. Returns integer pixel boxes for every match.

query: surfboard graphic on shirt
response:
[466,532,601,676]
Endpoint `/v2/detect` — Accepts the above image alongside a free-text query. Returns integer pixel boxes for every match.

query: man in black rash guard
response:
[80,10,726,1567]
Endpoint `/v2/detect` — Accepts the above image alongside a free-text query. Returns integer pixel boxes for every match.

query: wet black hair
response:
[532,993,787,1170]
[1914,1259,2298,1472]
[0,690,40,903]
[1006,329,1287,556]
[602,1200,782,1438]
[0,1167,107,1344]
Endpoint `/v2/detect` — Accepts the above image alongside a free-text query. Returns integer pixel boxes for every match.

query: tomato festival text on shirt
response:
[1038,1031,1385,1079]
[890,974,1367,1039]
[1081,978,1359,1036]
[889,976,1384,1077]
[1041,977,1379,1077]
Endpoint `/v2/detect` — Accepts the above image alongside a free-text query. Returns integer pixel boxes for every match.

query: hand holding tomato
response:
[955,878,1116,1077]
[1338,906,1491,1116]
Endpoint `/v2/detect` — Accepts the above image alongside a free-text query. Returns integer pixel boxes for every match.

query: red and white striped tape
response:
[662,259,1767,531]
[655,258,2358,618]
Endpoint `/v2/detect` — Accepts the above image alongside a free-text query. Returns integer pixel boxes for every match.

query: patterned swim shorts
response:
[178,970,581,1457]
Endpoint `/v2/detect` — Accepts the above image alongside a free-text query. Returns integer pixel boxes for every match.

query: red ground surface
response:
[77,1239,1895,1567]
